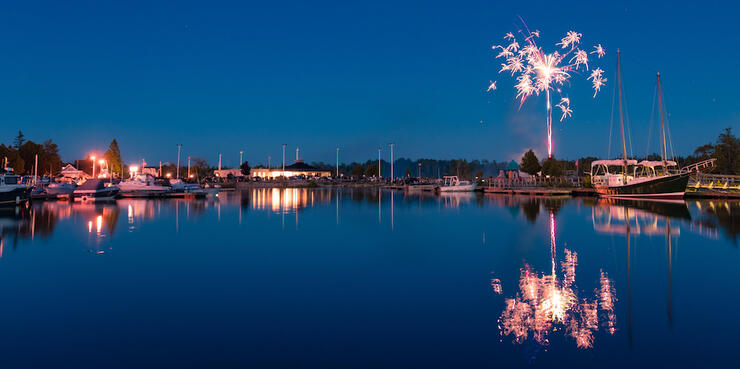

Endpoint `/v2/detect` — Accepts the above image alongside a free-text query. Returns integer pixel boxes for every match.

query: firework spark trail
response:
[489,25,606,157]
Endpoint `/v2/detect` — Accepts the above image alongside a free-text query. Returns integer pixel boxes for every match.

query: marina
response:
[0,189,737,367]
[0,2,739,367]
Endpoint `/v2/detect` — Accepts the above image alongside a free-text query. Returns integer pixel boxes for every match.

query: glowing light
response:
[490,25,606,157]
[487,80,497,92]
[491,278,503,294]
[498,251,617,349]
[96,215,103,234]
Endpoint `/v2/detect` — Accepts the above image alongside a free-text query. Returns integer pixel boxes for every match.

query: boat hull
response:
[0,186,32,206]
[437,184,477,192]
[595,172,689,199]
[73,188,120,202]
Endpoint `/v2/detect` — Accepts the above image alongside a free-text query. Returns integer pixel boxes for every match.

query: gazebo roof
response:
[504,160,519,171]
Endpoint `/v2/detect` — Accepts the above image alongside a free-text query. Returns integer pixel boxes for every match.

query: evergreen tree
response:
[13,130,25,150]
[240,161,251,176]
[103,139,123,177]
[520,150,541,175]
[714,127,740,174]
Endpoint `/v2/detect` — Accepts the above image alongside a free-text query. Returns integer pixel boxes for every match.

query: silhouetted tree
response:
[240,161,251,176]
[103,139,123,177]
[520,150,541,175]
[541,157,563,177]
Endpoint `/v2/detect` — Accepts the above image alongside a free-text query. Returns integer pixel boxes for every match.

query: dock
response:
[483,187,578,196]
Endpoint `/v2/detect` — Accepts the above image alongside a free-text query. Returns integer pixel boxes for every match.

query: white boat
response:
[46,182,76,199]
[436,176,477,192]
[73,179,119,202]
[168,178,207,198]
[118,174,171,197]
[0,172,31,206]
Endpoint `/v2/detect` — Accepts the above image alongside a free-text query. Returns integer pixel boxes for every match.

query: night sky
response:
[0,0,736,167]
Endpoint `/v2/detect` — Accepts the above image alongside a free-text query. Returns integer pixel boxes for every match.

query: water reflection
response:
[497,209,617,350]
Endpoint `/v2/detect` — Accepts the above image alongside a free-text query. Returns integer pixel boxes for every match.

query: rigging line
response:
[664,80,677,162]
[608,68,617,159]
[646,85,658,160]
[622,70,634,159]
[664,89,677,162]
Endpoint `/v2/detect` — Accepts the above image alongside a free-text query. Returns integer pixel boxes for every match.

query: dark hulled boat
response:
[73,179,120,202]
[594,171,690,199]
[0,172,31,206]
[589,51,711,200]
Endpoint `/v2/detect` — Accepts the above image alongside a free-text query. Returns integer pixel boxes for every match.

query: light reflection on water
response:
[0,189,737,367]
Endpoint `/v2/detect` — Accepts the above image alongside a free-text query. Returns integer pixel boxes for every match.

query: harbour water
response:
[0,189,737,368]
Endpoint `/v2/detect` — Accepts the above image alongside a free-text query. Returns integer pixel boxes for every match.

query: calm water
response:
[0,189,738,368]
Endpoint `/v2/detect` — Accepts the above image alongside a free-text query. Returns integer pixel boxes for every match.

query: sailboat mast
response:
[617,50,628,173]
[657,73,668,169]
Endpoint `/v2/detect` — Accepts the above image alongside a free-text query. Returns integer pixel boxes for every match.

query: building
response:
[251,160,331,179]
[60,164,90,180]
[214,168,243,178]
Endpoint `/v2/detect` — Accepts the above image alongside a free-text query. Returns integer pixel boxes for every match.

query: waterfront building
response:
[60,164,90,180]
[214,169,243,178]
[250,159,331,179]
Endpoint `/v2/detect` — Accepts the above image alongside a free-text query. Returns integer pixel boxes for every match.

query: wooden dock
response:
[483,187,575,196]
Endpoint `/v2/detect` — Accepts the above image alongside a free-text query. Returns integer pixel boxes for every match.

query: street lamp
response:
[377,147,381,178]
[336,147,340,178]
[91,155,96,178]
[282,144,286,175]
[176,144,182,178]
[388,143,394,181]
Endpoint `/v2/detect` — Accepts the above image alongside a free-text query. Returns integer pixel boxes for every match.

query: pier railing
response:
[486,176,584,189]
[680,158,716,174]
[689,172,740,191]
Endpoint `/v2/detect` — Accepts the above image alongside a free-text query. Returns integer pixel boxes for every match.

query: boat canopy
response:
[77,179,107,191]
[637,160,677,167]
[591,159,638,168]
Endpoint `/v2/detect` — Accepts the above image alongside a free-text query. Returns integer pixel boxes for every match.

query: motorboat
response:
[117,174,171,197]
[73,179,120,202]
[168,178,207,198]
[46,182,76,199]
[436,176,477,192]
[0,172,32,206]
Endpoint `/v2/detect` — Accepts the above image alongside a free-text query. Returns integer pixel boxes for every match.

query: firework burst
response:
[489,26,606,157]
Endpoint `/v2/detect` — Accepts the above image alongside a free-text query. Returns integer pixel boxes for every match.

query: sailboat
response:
[590,51,709,199]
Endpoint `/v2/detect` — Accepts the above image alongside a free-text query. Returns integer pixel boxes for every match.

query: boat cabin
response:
[590,160,638,187]
[0,173,21,186]
[635,160,678,177]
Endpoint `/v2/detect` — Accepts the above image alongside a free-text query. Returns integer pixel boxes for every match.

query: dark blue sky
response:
[0,1,736,166]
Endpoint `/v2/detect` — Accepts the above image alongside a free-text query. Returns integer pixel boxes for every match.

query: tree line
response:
[518,127,740,176]
[0,131,63,175]
[308,158,507,180]
[2,127,737,178]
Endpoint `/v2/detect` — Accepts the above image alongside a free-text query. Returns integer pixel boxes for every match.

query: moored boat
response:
[118,174,171,197]
[73,179,120,202]
[589,51,711,200]
[436,176,477,192]
[46,182,76,199]
[0,172,32,206]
